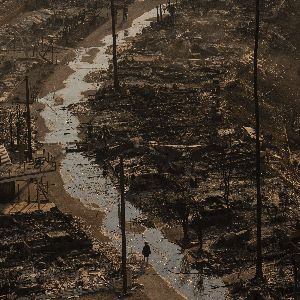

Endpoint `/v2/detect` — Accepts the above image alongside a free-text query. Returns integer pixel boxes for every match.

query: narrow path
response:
[138,267,184,300]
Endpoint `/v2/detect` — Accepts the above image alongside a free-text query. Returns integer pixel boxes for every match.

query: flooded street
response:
[40,8,227,300]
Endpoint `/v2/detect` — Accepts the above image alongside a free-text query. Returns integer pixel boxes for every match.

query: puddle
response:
[40,8,227,300]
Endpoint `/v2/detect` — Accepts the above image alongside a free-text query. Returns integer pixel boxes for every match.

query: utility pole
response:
[9,112,13,148]
[16,107,20,147]
[51,39,54,64]
[159,4,163,22]
[110,0,120,92]
[254,0,263,280]
[120,156,127,295]
[25,76,33,161]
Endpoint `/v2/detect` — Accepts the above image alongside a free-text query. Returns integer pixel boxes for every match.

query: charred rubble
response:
[69,0,300,298]
[0,207,121,299]
[0,0,111,103]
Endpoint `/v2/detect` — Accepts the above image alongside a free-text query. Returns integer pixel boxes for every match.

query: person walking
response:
[142,241,151,264]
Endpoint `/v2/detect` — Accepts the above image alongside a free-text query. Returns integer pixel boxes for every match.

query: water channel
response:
[40,8,227,300]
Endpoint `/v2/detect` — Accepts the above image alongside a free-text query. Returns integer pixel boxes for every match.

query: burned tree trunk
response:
[174,198,190,247]
[110,0,120,92]
[219,134,233,208]
[254,0,263,280]
[193,212,203,254]
[182,215,189,245]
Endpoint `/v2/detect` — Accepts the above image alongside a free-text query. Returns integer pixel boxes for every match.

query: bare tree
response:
[219,131,233,208]
[173,196,190,246]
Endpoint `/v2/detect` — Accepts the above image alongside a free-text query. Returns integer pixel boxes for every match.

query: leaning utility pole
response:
[254,0,263,280]
[120,156,127,295]
[110,0,120,91]
[25,76,33,161]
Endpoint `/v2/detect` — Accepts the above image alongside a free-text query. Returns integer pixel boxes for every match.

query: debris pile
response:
[0,207,117,299]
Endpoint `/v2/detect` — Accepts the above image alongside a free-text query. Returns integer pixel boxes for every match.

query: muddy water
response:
[40,8,227,300]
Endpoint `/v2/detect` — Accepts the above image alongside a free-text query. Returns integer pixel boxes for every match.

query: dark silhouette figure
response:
[142,242,151,264]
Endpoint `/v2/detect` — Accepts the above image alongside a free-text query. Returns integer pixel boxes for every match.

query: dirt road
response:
[36,1,186,299]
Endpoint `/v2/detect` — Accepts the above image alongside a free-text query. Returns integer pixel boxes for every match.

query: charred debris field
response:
[0,0,300,299]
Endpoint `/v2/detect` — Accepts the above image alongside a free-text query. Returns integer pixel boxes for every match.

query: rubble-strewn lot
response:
[71,0,300,297]
[0,207,118,299]
[0,0,110,103]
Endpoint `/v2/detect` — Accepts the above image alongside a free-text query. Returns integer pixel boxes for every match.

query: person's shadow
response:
[140,262,146,275]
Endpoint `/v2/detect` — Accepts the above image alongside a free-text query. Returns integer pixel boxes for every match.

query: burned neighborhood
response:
[0,0,299,299]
